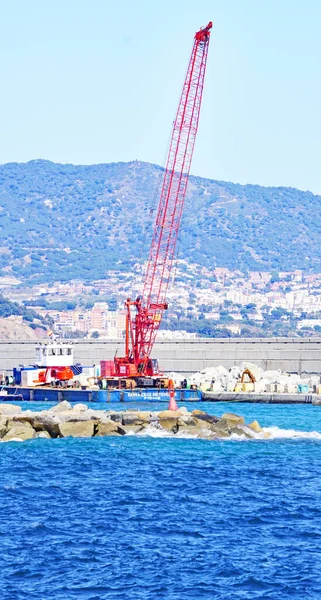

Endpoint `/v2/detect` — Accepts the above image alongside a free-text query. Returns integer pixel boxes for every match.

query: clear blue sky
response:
[1,0,321,193]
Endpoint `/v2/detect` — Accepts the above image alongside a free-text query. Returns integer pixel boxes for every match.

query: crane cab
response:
[145,358,160,377]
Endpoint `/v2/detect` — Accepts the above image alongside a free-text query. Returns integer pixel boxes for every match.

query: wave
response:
[131,422,321,441]
[263,426,321,441]
[136,423,198,439]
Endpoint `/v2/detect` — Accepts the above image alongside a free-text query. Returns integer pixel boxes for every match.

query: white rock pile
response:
[168,362,320,394]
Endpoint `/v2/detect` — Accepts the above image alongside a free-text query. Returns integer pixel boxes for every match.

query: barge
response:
[2,386,202,403]
[1,340,201,403]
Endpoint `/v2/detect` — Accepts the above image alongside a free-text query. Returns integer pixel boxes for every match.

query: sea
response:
[1,400,321,600]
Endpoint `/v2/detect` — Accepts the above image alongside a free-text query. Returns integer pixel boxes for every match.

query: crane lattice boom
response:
[116,22,212,376]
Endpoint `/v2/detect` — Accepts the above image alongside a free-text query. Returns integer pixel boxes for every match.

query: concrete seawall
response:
[202,391,316,404]
[0,337,320,375]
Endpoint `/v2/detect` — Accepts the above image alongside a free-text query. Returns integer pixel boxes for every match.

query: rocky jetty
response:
[0,401,269,442]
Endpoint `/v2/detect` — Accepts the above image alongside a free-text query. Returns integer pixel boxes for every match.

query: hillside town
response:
[1,262,321,339]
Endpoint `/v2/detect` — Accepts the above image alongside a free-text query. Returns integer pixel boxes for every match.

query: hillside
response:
[0,294,49,335]
[0,317,46,340]
[0,159,320,283]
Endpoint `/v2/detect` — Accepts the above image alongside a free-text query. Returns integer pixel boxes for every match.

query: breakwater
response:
[0,401,266,442]
[1,337,321,374]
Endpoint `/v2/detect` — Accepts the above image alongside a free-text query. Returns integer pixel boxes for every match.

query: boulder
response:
[72,403,88,412]
[37,431,51,439]
[122,414,145,426]
[58,411,94,423]
[192,409,206,416]
[51,401,72,414]
[3,422,36,442]
[0,403,22,415]
[159,418,178,433]
[59,420,94,438]
[177,416,198,427]
[122,424,146,434]
[108,412,124,423]
[158,410,180,419]
[230,426,255,439]
[221,413,245,426]
[86,409,109,421]
[209,420,231,438]
[10,414,40,428]
[177,407,189,416]
[193,412,219,425]
[132,411,152,422]
[116,423,127,436]
[0,417,8,438]
[33,414,61,438]
[192,417,213,430]
[95,420,124,437]
[178,418,212,437]
[248,420,263,433]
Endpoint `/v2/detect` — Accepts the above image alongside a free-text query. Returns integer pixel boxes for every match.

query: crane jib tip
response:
[195,21,213,41]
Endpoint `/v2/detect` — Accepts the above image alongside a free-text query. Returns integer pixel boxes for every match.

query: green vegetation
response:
[0,294,49,329]
[0,159,320,284]
[162,314,232,338]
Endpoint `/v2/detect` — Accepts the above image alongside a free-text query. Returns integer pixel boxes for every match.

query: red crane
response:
[114,21,212,380]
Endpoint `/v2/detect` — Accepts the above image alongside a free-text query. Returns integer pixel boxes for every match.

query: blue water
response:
[1,402,321,599]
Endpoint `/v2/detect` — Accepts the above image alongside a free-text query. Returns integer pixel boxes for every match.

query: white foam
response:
[132,423,321,442]
[263,426,321,440]
[227,426,321,441]
[136,423,199,439]
[229,433,251,441]
[137,424,172,438]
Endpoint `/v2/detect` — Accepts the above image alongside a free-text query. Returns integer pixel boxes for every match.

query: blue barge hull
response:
[3,387,202,403]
